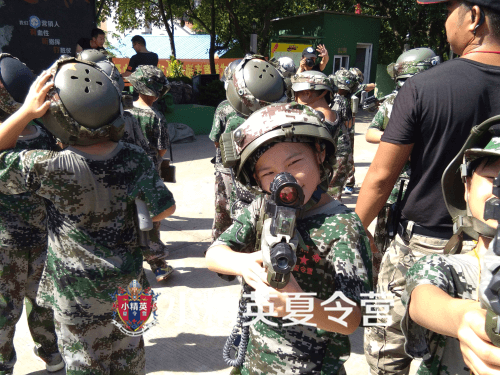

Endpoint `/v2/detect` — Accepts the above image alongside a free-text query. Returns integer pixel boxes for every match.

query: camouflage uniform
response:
[368,92,410,282]
[0,142,175,375]
[400,254,478,375]
[329,93,353,200]
[363,234,474,375]
[0,123,62,373]
[211,197,372,374]
[209,100,245,242]
[123,107,171,273]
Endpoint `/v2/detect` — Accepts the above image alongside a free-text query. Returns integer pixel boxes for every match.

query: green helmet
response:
[128,65,170,98]
[442,115,500,240]
[334,68,358,92]
[0,53,35,119]
[42,57,124,146]
[226,54,287,117]
[220,102,336,191]
[77,49,109,63]
[388,48,440,83]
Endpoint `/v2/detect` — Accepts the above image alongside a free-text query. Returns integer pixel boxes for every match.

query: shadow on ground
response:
[146,333,231,373]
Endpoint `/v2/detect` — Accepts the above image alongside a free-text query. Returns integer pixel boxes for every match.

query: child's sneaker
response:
[343,186,354,195]
[33,346,65,372]
[155,264,174,282]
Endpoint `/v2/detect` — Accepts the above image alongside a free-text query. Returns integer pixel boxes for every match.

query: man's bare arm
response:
[355,141,413,229]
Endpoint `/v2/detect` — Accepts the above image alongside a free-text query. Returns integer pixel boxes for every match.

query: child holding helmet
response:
[0,58,175,374]
[206,103,372,374]
[0,54,64,375]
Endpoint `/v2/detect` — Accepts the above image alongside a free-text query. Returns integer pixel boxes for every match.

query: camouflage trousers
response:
[54,318,145,375]
[145,222,169,273]
[0,243,60,373]
[328,123,353,200]
[363,232,474,375]
[345,128,355,188]
[212,168,233,242]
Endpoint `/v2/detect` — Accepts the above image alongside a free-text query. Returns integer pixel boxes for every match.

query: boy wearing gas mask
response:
[206,103,372,374]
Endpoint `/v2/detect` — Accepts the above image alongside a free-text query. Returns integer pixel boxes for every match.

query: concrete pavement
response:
[13,109,419,375]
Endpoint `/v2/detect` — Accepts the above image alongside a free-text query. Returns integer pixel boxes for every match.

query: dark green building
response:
[270,10,384,87]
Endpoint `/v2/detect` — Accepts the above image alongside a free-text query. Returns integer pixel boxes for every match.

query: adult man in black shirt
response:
[358,1,500,374]
[296,45,329,73]
[122,35,159,78]
[75,28,106,55]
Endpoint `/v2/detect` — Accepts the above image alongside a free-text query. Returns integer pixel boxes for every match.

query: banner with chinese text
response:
[112,58,241,79]
[0,0,95,73]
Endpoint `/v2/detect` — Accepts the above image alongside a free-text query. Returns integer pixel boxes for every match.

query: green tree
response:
[99,0,185,58]
[183,0,233,74]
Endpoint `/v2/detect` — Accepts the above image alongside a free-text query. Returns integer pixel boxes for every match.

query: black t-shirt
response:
[76,38,106,53]
[382,58,500,229]
[126,52,159,72]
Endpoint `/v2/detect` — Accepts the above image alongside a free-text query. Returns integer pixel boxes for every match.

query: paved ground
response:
[13,110,419,374]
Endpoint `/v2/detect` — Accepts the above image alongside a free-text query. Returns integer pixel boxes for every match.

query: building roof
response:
[109,34,224,59]
[272,10,387,22]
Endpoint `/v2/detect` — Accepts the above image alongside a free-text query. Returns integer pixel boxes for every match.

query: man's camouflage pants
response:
[0,243,60,373]
[363,231,474,375]
[211,167,233,242]
[329,123,353,200]
[55,318,145,375]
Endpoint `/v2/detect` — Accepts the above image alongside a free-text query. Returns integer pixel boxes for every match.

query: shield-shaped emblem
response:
[111,280,158,336]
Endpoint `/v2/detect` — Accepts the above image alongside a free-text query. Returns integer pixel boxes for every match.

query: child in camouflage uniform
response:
[0,59,175,374]
[124,65,175,282]
[400,117,500,374]
[209,99,243,241]
[0,54,64,375]
[206,103,372,374]
[210,55,286,241]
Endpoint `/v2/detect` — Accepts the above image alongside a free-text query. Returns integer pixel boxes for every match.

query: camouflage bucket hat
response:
[442,115,500,240]
[0,53,36,115]
[42,57,125,146]
[128,65,171,98]
[220,102,336,188]
[349,67,364,85]
[291,71,336,93]
[226,54,287,117]
[334,68,358,91]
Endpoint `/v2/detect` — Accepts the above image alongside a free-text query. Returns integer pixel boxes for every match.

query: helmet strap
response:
[300,185,325,217]
[306,90,328,107]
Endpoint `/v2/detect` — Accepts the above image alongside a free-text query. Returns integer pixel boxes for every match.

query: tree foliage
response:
[100,0,450,73]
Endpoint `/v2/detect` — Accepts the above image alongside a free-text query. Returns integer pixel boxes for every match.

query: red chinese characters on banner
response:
[112,58,240,79]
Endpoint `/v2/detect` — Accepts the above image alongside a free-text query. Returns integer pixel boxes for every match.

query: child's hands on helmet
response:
[21,71,53,121]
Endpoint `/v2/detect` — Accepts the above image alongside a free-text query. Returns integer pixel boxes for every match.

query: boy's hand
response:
[458,309,500,374]
[258,274,304,318]
[240,251,268,290]
[21,71,53,121]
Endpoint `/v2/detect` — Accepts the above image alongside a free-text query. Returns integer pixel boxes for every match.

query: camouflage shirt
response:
[0,142,175,324]
[211,198,372,374]
[368,92,410,204]
[402,254,478,375]
[0,122,57,249]
[210,100,244,172]
[125,105,170,169]
[332,93,353,124]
